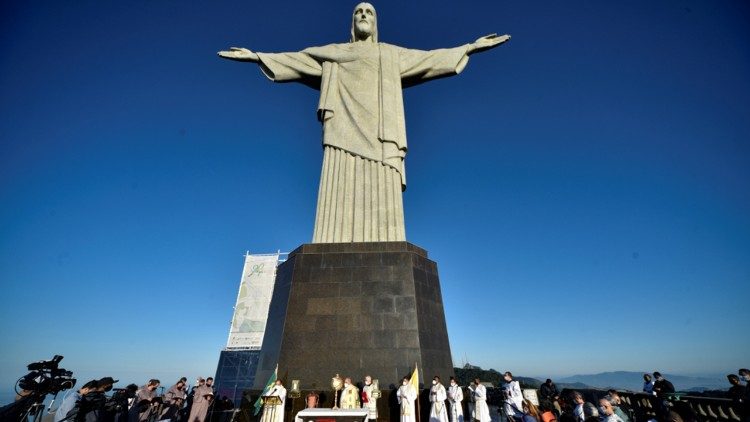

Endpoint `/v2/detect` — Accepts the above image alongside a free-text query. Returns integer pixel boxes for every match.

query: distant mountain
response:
[454,367,594,390]
[556,371,727,392]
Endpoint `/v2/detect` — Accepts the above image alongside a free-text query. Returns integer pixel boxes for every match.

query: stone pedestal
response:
[254,242,454,390]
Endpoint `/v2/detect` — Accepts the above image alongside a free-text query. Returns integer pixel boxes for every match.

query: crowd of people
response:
[499,369,750,422]
[290,368,749,422]
[9,367,746,422]
[255,369,750,422]
[42,375,234,422]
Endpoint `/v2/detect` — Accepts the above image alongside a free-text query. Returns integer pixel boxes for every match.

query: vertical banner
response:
[226,253,280,349]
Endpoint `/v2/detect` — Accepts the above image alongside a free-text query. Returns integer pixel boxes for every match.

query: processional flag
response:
[253,364,278,416]
[410,362,420,422]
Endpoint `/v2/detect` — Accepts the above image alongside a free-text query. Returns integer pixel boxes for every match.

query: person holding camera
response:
[54,380,99,422]
[64,376,120,422]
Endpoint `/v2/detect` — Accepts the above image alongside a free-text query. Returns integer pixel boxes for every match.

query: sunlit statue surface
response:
[219,3,510,243]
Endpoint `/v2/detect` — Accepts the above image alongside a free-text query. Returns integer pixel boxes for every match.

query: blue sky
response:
[1,0,749,396]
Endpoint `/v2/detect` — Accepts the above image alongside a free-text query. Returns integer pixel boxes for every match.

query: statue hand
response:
[217,47,259,62]
[469,33,510,54]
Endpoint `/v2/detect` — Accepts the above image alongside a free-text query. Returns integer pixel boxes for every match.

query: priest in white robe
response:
[430,376,449,422]
[502,372,524,420]
[341,377,361,409]
[471,379,490,422]
[361,375,378,421]
[397,377,418,422]
[261,380,287,422]
[448,377,464,422]
[219,3,510,244]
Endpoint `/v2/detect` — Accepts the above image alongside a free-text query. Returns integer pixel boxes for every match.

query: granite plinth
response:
[254,242,454,390]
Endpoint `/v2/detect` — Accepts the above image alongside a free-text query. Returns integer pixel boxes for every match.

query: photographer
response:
[0,355,77,422]
[66,376,119,422]
[0,389,37,422]
[110,384,138,422]
[54,380,99,422]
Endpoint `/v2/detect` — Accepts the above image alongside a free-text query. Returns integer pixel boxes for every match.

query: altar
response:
[294,408,369,422]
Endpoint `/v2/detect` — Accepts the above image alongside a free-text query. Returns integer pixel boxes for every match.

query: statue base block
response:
[255,242,454,390]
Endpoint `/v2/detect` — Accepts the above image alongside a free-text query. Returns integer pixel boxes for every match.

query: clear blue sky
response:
[1,0,749,395]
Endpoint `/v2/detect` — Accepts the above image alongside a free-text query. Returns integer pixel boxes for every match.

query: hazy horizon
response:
[2,0,748,393]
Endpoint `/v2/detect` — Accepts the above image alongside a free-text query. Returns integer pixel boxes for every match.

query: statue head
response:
[350,2,378,43]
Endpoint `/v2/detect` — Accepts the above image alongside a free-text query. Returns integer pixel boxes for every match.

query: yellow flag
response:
[409,362,419,390]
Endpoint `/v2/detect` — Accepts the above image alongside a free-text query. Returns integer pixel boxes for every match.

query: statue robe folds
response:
[256,42,470,243]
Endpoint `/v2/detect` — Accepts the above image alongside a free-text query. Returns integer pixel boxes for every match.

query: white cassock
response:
[502,380,523,418]
[397,384,418,422]
[448,384,464,422]
[261,386,287,422]
[429,383,449,422]
[472,384,490,422]
[362,383,378,420]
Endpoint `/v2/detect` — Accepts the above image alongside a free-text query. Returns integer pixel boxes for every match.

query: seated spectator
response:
[521,399,542,422]
[599,398,624,422]
[556,395,576,422]
[603,394,630,422]
[539,402,557,422]
[570,392,598,422]
[605,391,621,406]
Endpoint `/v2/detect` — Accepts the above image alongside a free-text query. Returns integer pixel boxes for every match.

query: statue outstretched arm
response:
[218,46,325,89]
[396,34,508,88]
[218,47,259,62]
[467,33,511,55]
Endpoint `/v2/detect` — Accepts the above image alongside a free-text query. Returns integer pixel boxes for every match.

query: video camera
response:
[105,386,137,413]
[0,355,77,422]
[18,355,76,396]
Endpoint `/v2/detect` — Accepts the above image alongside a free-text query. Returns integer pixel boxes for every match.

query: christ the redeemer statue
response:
[219,3,509,243]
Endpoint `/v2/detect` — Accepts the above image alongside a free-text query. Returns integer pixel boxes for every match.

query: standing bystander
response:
[642,374,655,396]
